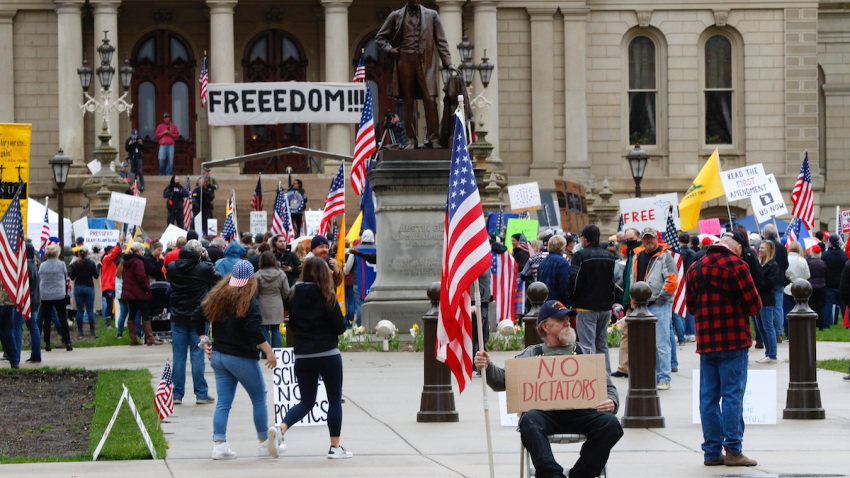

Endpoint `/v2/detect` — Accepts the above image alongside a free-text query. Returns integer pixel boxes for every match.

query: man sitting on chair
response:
[474,300,623,478]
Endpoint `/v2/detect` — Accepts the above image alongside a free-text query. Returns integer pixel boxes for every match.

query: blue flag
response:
[360,157,377,235]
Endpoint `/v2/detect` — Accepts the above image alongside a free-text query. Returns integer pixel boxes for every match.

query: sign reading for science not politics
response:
[207,82,365,126]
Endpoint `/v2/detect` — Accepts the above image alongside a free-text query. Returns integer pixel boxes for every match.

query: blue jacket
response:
[537,252,571,307]
[215,241,246,276]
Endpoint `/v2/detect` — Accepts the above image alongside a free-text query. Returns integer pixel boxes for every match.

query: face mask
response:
[625,240,640,250]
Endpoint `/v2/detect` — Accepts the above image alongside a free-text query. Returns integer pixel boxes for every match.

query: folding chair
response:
[521,433,608,478]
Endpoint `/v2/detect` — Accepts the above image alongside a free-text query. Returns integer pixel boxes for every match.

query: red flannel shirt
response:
[685,244,762,354]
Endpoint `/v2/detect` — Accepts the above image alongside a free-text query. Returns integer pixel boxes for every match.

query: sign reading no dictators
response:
[505,354,607,414]
[107,191,146,226]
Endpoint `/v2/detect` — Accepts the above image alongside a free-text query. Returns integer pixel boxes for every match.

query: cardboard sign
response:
[84,229,120,248]
[553,180,588,234]
[304,210,322,236]
[720,163,766,202]
[619,193,680,232]
[841,209,850,234]
[106,191,147,225]
[273,348,328,426]
[692,370,776,425]
[207,219,218,236]
[159,224,187,248]
[698,218,722,236]
[250,211,267,235]
[750,174,788,224]
[505,354,607,414]
[504,218,539,252]
[507,182,542,212]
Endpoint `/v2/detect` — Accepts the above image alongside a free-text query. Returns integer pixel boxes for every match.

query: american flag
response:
[271,181,285,236]
[39,197,50,255]
[352,54,365,82]
[282,190,295,242]
[663,209,688,317]
[319,163,346,237]
[221,188,237,241]
[199,53,209,107]
[436,111,491,394]
[836,206,845,248]
[251,175,263,211]
[491,251,516,323]
[351,86,376,195]
[515,234,533,257]
[183,176,192,230]
[154,362,174,420]
[785,217,810,248]
[0,188,31,321]
[791,153,814,230]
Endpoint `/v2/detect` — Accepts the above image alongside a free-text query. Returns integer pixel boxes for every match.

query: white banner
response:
[507,182,542,212]
[273,348,328,426]
[73,217,89,240]
[250,211,267,236]
[84,229,120,248]
[619,193,680,232]
[107,192,147,226]
[750,174,788,224]
[720,163,766,202]
[208,82,365,126]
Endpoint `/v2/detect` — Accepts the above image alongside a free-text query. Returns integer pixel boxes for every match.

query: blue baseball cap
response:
[538,300,577,324]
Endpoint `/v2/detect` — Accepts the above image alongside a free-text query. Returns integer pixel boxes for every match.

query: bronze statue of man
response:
[376,0,456,149]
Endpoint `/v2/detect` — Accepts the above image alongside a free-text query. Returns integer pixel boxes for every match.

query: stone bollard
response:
[621,282,665,428]
[783,279,825,419]
[523,282,549,347]
[417,282,459,422]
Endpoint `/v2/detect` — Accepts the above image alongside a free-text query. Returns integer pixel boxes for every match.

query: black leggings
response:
[126,299,151,323]
[282,354,343,436]
[40,299,71,346]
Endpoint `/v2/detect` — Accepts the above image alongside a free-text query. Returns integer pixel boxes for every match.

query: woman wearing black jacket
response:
[268,256,350,459]
[757,241,783,363]
[70,247,100,337]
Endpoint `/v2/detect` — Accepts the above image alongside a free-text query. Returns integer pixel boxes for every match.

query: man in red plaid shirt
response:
[686,230,762,468]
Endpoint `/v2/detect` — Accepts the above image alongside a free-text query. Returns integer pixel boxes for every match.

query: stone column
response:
[55,0,86,164]
[91,0,121,146]
[0,9,16,123]
[472,0,500,165]
[436,0,464,62]
[527,8,557,177]
[322,0,352,169]
[207,0,237,164]
[562,9,591,181]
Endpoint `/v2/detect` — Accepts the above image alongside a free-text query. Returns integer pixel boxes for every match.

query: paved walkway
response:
[4,338,850,478]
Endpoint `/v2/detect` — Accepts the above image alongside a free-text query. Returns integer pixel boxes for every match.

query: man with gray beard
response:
[475,300,622,478]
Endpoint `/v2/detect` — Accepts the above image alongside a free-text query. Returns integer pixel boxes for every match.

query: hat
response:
[725,230,749,248]
[537,300,577,324]
[131,128,138,136]
[255,233,264,243]
[120,161,128,167]
[229,260,254,287]
[187,230,199,241]
[810,244,821,254]
[163,112,170,118]
[75,237,84,244]
[311,235,330,250]
[829,235,840,246]
[640,227,657,238]
[701,237,713,245]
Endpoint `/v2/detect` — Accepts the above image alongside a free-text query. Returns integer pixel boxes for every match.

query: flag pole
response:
[473,278,496,478]
[713,150,735,228]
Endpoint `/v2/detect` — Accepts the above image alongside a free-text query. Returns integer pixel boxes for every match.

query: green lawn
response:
[817,358,850,374]
[23,315,156,349]
[815,326,850,342]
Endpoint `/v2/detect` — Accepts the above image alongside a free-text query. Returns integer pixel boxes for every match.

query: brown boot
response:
[128,320,141,346]
[725,452,757,466]
[143,321,163,345]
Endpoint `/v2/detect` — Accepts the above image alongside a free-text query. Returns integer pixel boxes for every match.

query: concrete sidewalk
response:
[4,338,850,478]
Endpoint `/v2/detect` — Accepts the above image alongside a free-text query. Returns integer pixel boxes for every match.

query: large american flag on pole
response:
[491,251,517,323]
[0,187,31,321]
[436,110,491,394]
[155,362,174,420]
[199,53,209,107]
[351,85,376,195]
[251,175,263,211]
[271,181,285,236]
[39,197,50,255]
[791,152,814,230]
[664,208,687,317]
[319,164,345,236]
[183,176,192,230]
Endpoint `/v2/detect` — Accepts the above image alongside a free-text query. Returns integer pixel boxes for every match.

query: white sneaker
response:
[685,335,696,343]
[656,381,671,390]
[328,445,353,459]
[756,356,777,364]
[262,427,287,457]
[212,442,237,460]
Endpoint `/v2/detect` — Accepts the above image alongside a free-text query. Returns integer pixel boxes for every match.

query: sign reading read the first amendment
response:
[106,192,146,226]
[273,348,328,427]
[505,354,607,414]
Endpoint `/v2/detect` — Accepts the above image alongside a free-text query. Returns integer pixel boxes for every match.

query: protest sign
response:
[272,348,328,426]
[498,391,520,427]
[0,123,31,236]
[619,193,680,232]
[159,224,187,248]
[842,209,850,234]
[720,163,766,202]
[84,229,120,248]
[250,211,267,235]
[698,218,722,236]
[87,160,101,175]
[505,354,607,414]
[507,182,542,212]
[505,218,539,252]
[750,174,788,224]
[107,192,146,225]
[304,210,322,236]
[207,219,218,236]
[73,217,89,240]
[553,180,588,233]
[692,370,776,425]
[208,82,365,126]
[194,213,203,234]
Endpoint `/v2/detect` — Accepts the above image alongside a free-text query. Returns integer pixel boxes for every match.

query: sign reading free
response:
[505,354,607,414]
[619,193,680,232]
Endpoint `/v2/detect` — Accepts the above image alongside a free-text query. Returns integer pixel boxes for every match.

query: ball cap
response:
[538,300,577,324]
[229,260,254,288]
[640,227,658,238]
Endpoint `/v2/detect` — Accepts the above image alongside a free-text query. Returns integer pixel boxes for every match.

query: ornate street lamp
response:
[49,149,72,251]
[626,144,649,198]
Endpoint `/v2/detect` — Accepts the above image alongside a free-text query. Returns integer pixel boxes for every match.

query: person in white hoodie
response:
[782,241,810,341]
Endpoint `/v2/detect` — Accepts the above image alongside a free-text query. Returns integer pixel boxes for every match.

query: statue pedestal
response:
[361,149,483,332]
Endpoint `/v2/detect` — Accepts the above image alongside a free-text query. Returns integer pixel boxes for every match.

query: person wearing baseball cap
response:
[155,112,179,175]
[194,260,282,460]
[474,299,622,478]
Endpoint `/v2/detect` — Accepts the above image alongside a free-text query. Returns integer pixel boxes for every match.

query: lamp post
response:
[626,144,649,198]
[442,30,495,112]
[49,149,72,252]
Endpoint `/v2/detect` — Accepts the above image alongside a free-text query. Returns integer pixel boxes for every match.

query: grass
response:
[815,326,850,342]
[23,314,149,349]
[817,358,850,374]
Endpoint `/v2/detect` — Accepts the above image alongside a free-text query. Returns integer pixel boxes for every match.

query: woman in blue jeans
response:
[195,260,281,460]
[268,256,350,459]
[70,247,100,338]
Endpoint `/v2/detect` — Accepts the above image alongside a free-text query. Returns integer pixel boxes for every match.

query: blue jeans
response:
[158,144,174,175]
[824,288,842,327]
[0,306,20,366]
[210,350,268,442]
[576,310,612,373]
[116,300,141,336]
[672,313,686,343]
[758,308,777,360]
[74,284,95,324]
[773,287,785,338]
[670,321,678,370]
[685,312,696,336]
[101,290,115,322]
[649,303,672,384]
[699,347,748,460]
[261,325,281,349]
[26,307,41,361]
[171,321,209,401]
[354,285,363,325]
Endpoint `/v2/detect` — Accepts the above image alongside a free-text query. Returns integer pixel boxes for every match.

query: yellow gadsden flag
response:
[678,148,725,230]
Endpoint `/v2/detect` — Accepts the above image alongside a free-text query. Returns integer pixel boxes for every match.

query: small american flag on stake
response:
[155,362,174,420]
[199,52,209,107]
[319,164,346,237]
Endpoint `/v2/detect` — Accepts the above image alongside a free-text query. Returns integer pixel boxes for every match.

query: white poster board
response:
[250,211,267,235]
[619,193,680,232]
[273,348,328,426]
[159,224,187,248]
[193,213,203,234]
[87,160,102,175]
[84,229,121,248]
[692,370,776,425]
[750,174,788,224]
[304,210,322,236]
[107,191,147,226]
[207,219,218,236]
[73,217,89,240]
[507,182,542,212]
[498,391,520,427]
[720,163,766,202]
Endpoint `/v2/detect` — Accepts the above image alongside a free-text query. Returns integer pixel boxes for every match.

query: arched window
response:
[628,36,657,145]
[137,82,156,138]
[704,35,734,144]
